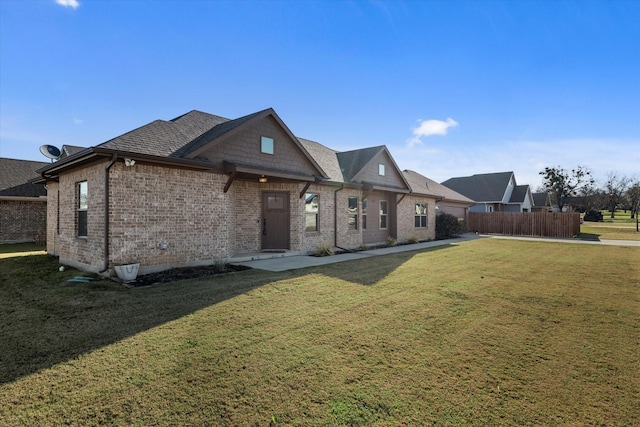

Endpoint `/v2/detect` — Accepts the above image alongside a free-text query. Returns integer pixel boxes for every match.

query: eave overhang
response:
[362,182,411,194]
[0,196,48,202]
[36,147,219,180]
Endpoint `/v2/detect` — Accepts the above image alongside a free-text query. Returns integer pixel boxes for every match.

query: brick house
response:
[38,108,469,276]
[0,158,49,243]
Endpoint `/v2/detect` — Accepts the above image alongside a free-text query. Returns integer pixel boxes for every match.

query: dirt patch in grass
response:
[124,264,252,287]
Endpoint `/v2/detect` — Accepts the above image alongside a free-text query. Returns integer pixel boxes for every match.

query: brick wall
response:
[108,163,232,273]
[51,162,106,271]
[334,189,364,249]
[0,199,47,243]
[47,157,432,274]
[46,182,58,254]
[396,194,436,242]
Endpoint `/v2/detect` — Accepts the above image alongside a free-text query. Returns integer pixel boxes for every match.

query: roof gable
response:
[442,171,515,202]
[184,109,327,179]
[337,146,410,191]
[336,146,383,182]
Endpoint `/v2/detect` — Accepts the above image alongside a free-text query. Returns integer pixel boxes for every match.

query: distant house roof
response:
[402,170,474,204]
[509,184,531,204]
[532,192,550,206]
[0,158,48,197]
[441,171,515,202]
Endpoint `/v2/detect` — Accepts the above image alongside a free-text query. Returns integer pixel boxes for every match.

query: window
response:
[378,163,385,176]
[415,203,427,228]
[348,197,358,230]
[77,181,88,237]
[305,193,318,231]
[362,199,367,230]
[261,136,274,154]
[379,200,388,229]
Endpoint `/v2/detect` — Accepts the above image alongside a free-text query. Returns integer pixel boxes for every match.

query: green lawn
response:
[1,240,639,426]
[579,210,639,241]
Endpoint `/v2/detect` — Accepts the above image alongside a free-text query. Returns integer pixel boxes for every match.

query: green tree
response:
[539,166,595,212]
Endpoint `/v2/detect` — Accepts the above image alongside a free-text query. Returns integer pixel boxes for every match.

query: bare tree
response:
[539,166,595,212]
[603,172,630,218]
[625,180,640,220]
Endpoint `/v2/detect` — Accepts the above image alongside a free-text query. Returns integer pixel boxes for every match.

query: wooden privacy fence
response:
[468,212,581,238]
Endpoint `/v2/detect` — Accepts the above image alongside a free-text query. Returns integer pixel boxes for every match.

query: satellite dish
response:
[40,145,61,161]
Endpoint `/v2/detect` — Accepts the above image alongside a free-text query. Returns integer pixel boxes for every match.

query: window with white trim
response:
[362,199,367,230]
[77,181,88,237]
[415,203,427,228]
[348,197,358,230]
[379,200,388,229]
[305,193,319,232]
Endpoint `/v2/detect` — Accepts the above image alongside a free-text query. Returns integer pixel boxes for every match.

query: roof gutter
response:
[100,154,117,273]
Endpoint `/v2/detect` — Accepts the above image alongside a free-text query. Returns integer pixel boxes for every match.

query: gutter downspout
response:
[100,154,117,273]
[333,185,345,249]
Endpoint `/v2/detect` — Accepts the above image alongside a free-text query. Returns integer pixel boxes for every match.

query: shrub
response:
[386,236,397,247]
[211,258,230,273]
[315,243,335,257]
[436,213,467,239]
[407,236,419,244]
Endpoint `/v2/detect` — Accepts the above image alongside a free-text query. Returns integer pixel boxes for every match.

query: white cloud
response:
[55,0,80,9]
[407,117,458,147]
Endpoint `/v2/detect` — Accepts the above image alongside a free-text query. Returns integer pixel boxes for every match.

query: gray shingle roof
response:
[509,184,530,203]
[403,170,474,203]
[99,110,228,157]
[532,192,550,206]
[0,158,48,197]
[441,171,514,202]
[61,145,87,157]
[298,138,344,182]
[336,146,385,182]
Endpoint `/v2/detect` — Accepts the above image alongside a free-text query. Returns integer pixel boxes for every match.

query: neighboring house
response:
[402,170,474,220]
[441,171,533,213]
[532,192,552,213]
[0,158,49,243]
[38,108,450,275]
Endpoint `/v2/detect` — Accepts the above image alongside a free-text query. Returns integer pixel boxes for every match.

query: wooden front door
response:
[262,192,290,250]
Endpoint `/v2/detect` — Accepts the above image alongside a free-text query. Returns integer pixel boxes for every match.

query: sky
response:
[1,0,638,190]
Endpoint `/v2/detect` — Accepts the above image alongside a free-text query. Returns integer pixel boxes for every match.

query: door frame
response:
[261,191,290,250]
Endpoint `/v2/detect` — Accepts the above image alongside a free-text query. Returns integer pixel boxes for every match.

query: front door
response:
[262,192,290,250]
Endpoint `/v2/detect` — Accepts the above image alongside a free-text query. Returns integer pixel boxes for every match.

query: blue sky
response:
[1,0,638,189]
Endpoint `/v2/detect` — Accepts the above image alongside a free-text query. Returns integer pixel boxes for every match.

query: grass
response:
[0,242,46,259]
[579,210,640,241]
[1,239,639,425]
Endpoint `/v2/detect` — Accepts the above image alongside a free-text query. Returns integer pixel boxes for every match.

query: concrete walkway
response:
[230,234,639,272]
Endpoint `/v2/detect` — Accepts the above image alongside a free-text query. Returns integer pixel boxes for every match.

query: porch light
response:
[259,175,267,183]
